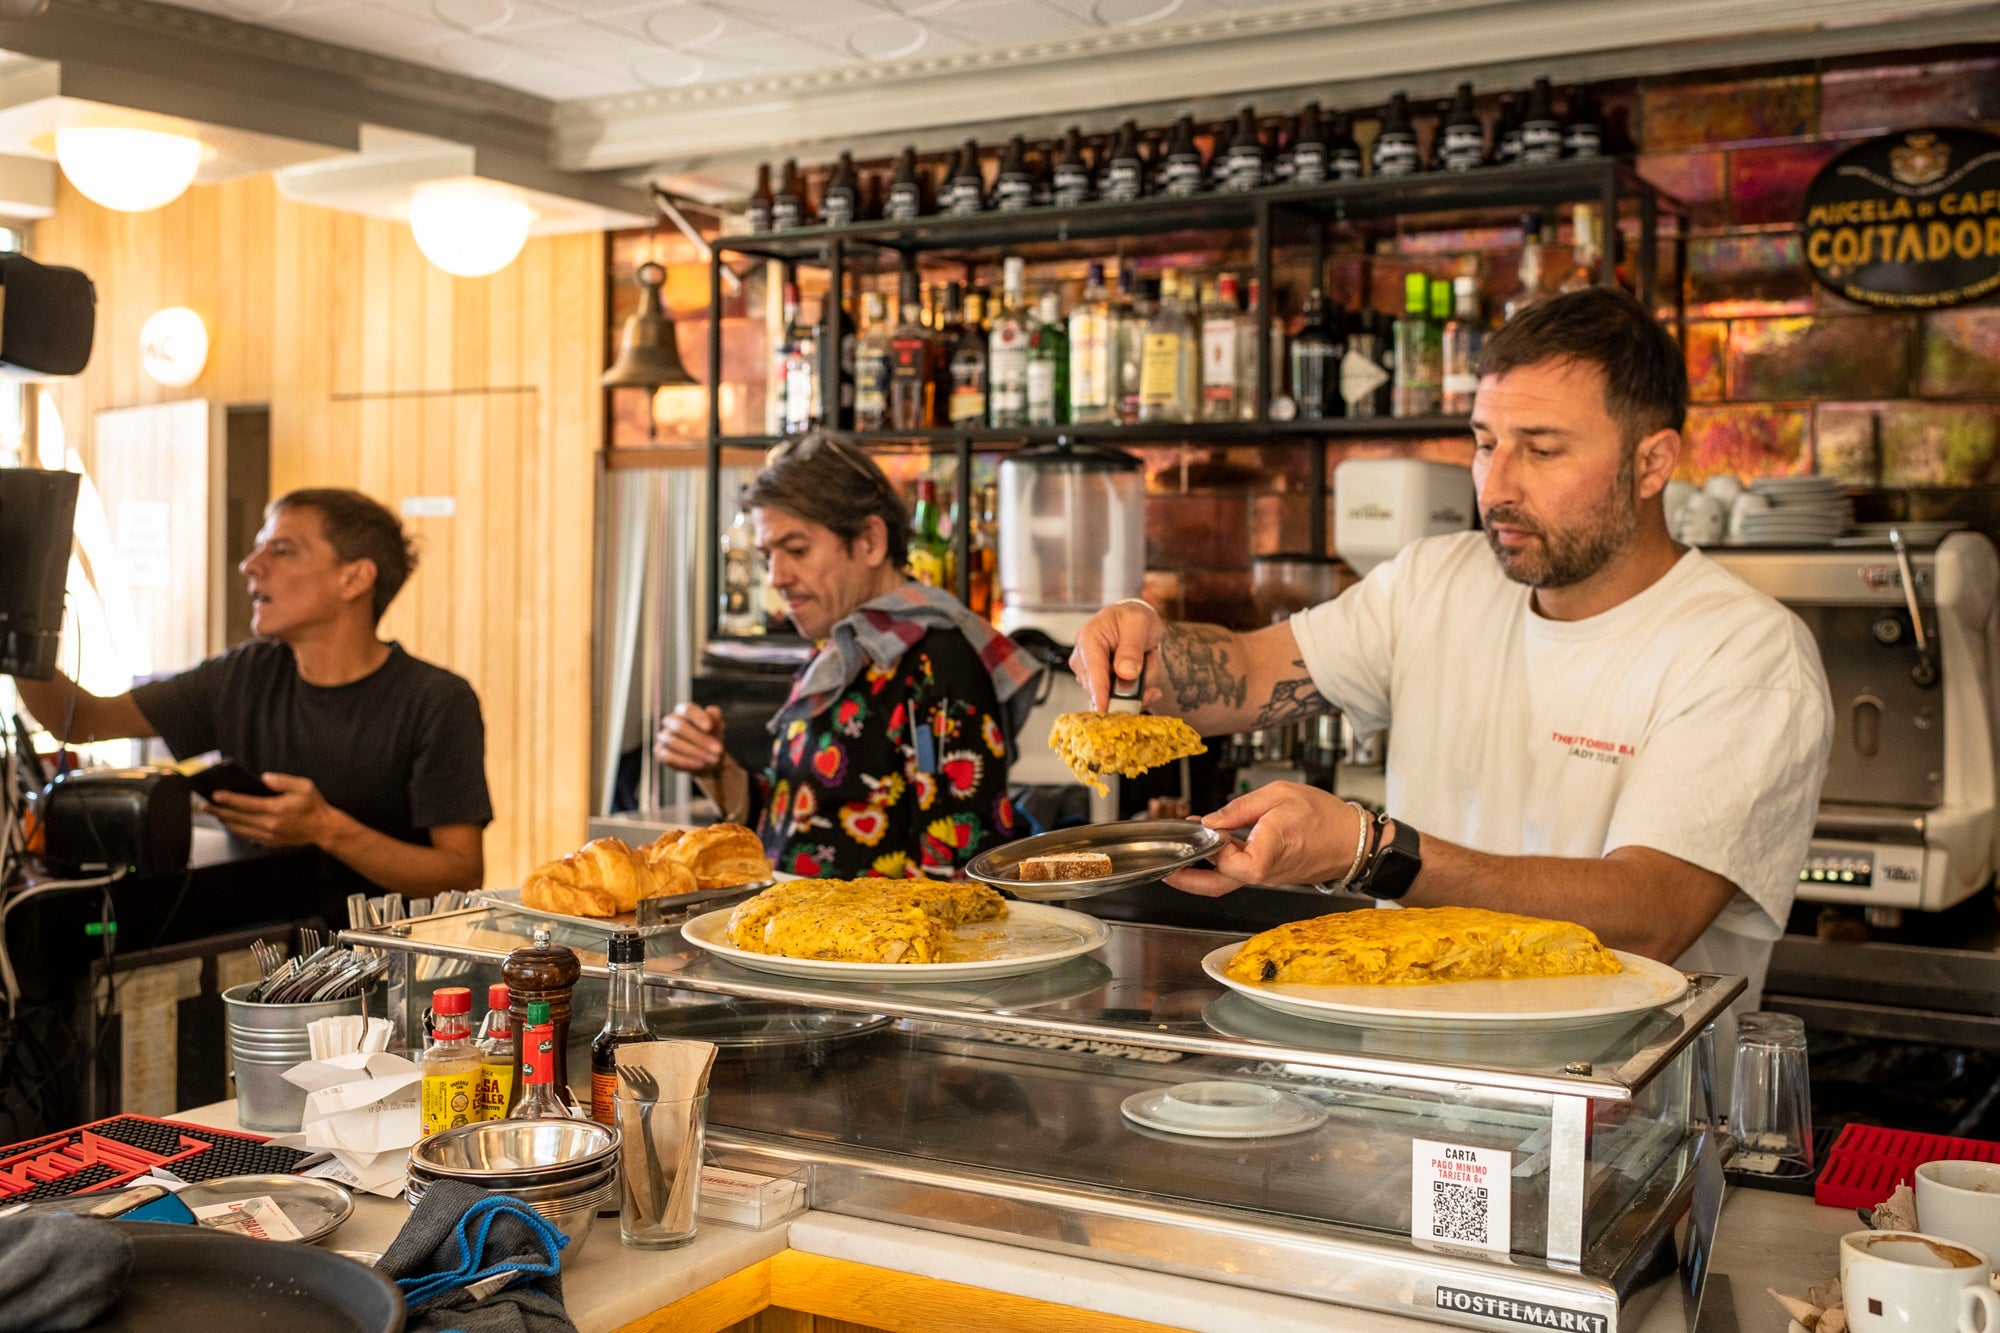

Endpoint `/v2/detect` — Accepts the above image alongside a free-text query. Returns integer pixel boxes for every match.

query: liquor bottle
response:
[1327,110,1364,181]
[1372,94,1420,177]
[1162,116,1205,198]
[1052,127,1093,208]
[509,1000,574,1120]
[908,477,950,588]
[781,295,819,435]
[1291,103,1328,185]
[888,272,937,430]
[1139,270,1197,423]
[1220,107,1266,192]
[946,140,986,216]
[1068,262,1115,425]
[1392,273,1440,417]
[420,987,484,1134]
[1519,77,1562,166]
[967,482,998,622]
[1144,127,1169,195]
[501,926,581,1116]
[1504,214,1545,322]
[1494,93,1525,166]
[1101,121,1146,202]
[771,159,810,229]
[854,292,891,431]
[1342,308,1394,419]
[1251,279,1286,412]
[474,983,513,1121]
[1027,291,1068,427]
[769,280,800,435]
[885,146,926,222]
[1563,85,1603,159]
[1290,288,1340,420]
[1436,83,1485,172]
[721,488,764,636]
[821,151,860,227]
[1441,276,1482,415]
[994,136,1035,213]
[836,288,857,429]
[1200,274,1249,420]
[988,257,1031,427]
[1559,203,1602,293]
[947,291,989,427]
[746,163,774,234]
[1116,268,1149,424]
[1030,141,1055,208]
[589,932,656,1127]
[1270,114,1298,184]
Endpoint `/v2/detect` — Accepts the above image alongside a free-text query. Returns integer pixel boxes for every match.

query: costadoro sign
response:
[1800,126,2000,309]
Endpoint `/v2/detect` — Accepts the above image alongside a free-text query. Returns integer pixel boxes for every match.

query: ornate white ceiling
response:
[147,0,1311,102]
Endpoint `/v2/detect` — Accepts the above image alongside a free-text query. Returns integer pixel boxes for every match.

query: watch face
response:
[1366,818,1421,900]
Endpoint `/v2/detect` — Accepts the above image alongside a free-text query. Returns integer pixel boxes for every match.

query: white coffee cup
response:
[1704,473,1745,506]
[1678,493,1728,546]
[1664,480,1698,533]
[1840,1230,2000,1333]
[1919,1161,2000,1264]
[1729,491,1772,541]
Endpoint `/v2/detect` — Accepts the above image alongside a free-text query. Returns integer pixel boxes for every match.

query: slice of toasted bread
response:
[1018,852,1113,881]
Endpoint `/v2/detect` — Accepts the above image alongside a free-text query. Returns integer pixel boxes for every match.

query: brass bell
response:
[602,262,696,437]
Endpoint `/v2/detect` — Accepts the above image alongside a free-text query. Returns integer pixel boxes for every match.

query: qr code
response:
[1430,1179,1491,1245]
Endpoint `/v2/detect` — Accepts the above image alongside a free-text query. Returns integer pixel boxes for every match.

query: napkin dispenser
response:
[41,768,192,876]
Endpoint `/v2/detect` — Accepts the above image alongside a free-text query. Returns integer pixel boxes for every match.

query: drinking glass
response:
[617,1088,707,1249]
[1728,1011,1813,1178]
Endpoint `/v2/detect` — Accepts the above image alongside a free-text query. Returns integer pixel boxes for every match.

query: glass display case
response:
[349,901,1736,1332]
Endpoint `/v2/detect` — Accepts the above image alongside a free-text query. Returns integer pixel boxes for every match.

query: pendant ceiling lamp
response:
[55,127,204,213]
[409,181,536,278]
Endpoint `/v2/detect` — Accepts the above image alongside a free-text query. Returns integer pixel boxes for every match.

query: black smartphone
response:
[187,760,276,801]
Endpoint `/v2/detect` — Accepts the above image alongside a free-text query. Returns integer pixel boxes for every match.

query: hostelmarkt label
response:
[1800,126,2000,309]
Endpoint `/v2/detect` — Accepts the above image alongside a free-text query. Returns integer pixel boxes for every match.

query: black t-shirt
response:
[132,639,493,853]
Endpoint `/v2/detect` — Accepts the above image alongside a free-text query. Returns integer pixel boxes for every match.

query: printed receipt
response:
[1411,1138,1512,1255]
[192,1196,305,1242]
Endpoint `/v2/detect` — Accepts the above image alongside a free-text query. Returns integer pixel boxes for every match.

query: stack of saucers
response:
[1739,476,1852,545]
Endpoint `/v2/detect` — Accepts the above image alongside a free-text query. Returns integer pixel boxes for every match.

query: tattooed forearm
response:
[1160,623,1248,716]
[1251,660,1329,729]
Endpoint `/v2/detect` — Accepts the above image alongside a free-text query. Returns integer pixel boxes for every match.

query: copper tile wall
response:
[1634,44,2000,489]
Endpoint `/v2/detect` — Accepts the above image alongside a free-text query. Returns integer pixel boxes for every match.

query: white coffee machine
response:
[1333,458,1477,575]
[1708,531,2000,914]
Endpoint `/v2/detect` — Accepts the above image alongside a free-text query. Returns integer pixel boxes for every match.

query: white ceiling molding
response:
[0,0,648,218]
[556,0,2000,185]
[274,124,647,234]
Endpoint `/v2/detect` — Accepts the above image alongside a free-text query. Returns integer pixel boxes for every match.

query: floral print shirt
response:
[751,628,1021,878]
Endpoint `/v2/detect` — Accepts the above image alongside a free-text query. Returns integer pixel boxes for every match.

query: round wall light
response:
[55,127,204,213]
[140,306,209,387]
[409,182,536,278]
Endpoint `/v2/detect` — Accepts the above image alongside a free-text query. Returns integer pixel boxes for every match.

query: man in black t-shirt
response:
[14,488,490,897]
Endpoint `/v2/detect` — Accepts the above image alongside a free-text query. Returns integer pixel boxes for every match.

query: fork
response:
[618,1064,665,1220]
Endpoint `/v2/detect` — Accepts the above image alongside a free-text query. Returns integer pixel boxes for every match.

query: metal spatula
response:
[1108,657,1144,715]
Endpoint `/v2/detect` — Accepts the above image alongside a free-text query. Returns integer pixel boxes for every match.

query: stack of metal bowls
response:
[406,1118,620,1266]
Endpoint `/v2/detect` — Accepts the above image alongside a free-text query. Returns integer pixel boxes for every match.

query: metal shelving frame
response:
[701,158,1686,638]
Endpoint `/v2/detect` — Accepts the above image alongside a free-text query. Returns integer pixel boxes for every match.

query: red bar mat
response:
[1814,1122,2000,1209]
[0,1115,313,1206]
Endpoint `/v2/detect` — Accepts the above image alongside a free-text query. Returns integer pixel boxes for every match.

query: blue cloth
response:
[378,1179,574,1333]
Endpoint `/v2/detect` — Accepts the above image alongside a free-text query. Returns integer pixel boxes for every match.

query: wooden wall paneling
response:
[550,231,601,840]
[236,179,276,400]
[481,390,524,874]
[423,257,453,395]
[327,210,363,401]
[360,218,393,399]
[516,234,555,859]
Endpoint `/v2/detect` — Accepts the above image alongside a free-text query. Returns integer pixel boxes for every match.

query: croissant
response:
[644,822,770,890]
[520,837,660,918]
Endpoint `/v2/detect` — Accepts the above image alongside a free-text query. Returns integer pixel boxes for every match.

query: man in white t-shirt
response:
[1071,287,1833,1015]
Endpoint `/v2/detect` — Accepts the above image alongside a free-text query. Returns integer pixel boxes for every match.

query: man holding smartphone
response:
[13,488,490,898]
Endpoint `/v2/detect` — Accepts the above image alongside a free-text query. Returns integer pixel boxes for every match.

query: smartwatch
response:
[1356,813,1422,901]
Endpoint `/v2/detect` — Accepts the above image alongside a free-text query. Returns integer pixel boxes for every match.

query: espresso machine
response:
[1708,531,2000,918]
[997,438,1146,818]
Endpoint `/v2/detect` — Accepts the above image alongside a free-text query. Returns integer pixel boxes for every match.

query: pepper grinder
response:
[501,925,582,1115]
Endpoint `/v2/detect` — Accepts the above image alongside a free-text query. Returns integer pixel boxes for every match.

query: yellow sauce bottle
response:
[473,982,515,1120]
[420,986,484,1134]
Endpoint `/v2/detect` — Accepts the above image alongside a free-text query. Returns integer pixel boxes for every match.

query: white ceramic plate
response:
[480,882,769,935]
[682,900,1111,983]
[1120,1081,1329,1139]
[1200,944,1688,1033]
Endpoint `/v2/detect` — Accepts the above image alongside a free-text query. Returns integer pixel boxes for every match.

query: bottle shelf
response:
[713,159,1677,262]
[711,418,1470,450]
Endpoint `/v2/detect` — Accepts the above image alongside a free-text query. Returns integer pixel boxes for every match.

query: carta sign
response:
[1799,126,2000,309]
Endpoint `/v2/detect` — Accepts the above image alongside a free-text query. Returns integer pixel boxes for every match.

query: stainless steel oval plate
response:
[966,820,1229,901]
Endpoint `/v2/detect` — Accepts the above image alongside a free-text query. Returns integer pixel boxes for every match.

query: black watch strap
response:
[1356,813,1422,901]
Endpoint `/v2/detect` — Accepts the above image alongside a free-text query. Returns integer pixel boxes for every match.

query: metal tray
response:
[479,882,770,935]
[965,821,1229,901]
[176,1173,355,1244]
